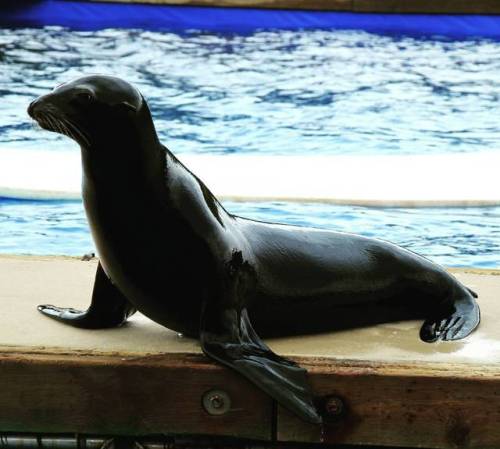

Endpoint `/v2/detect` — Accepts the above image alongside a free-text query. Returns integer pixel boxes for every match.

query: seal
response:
[28,75,480,424]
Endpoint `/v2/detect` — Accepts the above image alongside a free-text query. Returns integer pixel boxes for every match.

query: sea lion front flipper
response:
[200,303,322,424]
[38,262,136,329]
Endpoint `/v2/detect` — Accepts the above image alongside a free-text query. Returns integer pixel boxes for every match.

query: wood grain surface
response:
[277,359,500,448]
[1,256,499,447]
[0,351,273,440]
[90,0,500,13]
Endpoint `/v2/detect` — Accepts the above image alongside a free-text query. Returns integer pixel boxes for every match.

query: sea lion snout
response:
[27,100,37,118]
[28,90,93,146]
[27,96,49,119]
[27,92,66,122]
[27,95,59,131]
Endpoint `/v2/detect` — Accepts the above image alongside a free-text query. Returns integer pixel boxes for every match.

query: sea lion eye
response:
[76,92,94,102]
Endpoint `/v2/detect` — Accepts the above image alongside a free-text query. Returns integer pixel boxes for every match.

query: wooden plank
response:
[2,256,500,446]
[90,0,353,10]
[275,269,500,448]
[0,350,273,440]
[354,0,500,14]
[0,255,272,439]
[277,360,500,448]
[89,0,500,13]
[274,269,500,449]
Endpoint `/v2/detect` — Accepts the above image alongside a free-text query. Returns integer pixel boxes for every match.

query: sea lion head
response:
[28,75,153,149]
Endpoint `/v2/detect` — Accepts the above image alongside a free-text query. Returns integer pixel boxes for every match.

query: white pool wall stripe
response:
[0,187,82,201]
[1,148,500,206]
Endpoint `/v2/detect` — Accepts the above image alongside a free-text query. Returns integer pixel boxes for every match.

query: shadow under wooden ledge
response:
[0,255,499,448]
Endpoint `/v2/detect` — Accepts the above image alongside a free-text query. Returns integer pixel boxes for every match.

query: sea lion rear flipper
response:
[200,304,322,424]
[38,262,136,329]
[420,290,480,342]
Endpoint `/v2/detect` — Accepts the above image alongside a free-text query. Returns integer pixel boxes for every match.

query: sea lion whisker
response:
[51,118,63,135]
[47,114,62,134]
[47,113,64,135]
[50,114,73,140]
[44,114,57,132]
[62,118,90,146]
[53,117,65,135]
[61,122,75,141]
[57,116,84,144]
[53,115,71,138]
[35,114,47,130]
[66,125,78,143]
[58,120,74,140]
[40,111,80,143]
[59,123,69,137]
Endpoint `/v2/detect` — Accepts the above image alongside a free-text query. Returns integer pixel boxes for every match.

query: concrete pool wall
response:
[2,149,499,207]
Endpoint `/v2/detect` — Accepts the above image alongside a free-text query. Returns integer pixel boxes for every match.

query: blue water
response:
[1,198,499,268]
[1,27,500,156]
[1,27,499,266]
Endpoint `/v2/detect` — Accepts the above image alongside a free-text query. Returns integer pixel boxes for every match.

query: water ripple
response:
[1,198,499,267]
[1,27,500,155]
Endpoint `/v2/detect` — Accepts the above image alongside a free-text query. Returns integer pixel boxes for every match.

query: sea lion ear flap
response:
[116,101,137,114]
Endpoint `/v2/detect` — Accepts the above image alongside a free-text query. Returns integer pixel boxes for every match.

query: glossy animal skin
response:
[28,76,480,424]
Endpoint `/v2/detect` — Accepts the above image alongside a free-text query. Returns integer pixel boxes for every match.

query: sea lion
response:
[28,75,480,424]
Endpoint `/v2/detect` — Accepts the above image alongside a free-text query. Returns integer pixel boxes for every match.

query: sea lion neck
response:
[80,103,165,186]
[81,132,165,191]
[82,142,164,188]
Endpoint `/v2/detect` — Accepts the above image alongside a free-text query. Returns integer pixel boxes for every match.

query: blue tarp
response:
[1,0,500,38]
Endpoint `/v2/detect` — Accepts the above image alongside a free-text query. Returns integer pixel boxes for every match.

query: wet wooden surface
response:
[0,351,273,439]
[278,360,500,448]
[91,0,500,13]
[1,256,499,447]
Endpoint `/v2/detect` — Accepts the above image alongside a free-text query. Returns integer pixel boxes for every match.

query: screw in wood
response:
[323,395,344,418]
[202,389,231,416]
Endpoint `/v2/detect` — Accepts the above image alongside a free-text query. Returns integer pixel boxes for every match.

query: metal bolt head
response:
[202,389,231,416]
[323,395,344,418]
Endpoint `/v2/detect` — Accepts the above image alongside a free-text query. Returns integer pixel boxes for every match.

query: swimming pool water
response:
[1,199,499,268]
[1,27,499,267]
[1,27,500,156]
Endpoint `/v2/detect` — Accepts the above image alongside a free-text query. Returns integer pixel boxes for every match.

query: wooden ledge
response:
[1,255,500,447]
[91,0,500,14]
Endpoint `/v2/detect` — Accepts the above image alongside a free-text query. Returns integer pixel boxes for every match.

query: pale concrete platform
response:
[1,255,499,366]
